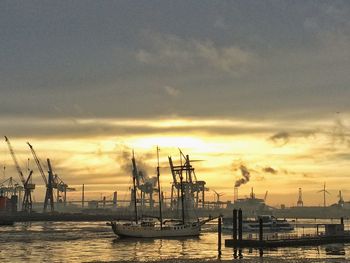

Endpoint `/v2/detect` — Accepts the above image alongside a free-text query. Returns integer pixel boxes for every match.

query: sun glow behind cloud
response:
[2,116,350,206]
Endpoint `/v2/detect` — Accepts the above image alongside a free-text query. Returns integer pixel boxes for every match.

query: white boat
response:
[223,215,294,232]
[109,148,213,238]
[110,218,208,238]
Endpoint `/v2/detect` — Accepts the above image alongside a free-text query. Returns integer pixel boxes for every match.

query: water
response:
[0,219,350,262]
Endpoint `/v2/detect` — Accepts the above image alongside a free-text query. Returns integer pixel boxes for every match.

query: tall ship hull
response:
[110,221,201,238]
[109,149,213,238]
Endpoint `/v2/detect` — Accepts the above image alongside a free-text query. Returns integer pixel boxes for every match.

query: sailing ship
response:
[109,148,212,238]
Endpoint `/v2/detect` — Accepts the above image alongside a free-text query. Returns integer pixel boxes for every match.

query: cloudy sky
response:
[1,1,350,206]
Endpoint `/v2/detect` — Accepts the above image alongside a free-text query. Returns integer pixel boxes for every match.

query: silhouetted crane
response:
[131,151,157,208]
[5,136,35,212]
[27,142,54,212]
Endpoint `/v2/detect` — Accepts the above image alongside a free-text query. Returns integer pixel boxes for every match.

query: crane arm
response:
[27,142,48,186]
[168,156,178,185]
[131,151,142,187]
[4,136,26,185]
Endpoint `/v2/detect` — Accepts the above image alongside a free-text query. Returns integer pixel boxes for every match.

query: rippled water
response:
[0,219,350,262]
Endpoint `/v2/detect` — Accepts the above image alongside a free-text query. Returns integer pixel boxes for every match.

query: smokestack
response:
[113,191,118,208]
[234,187,238,203]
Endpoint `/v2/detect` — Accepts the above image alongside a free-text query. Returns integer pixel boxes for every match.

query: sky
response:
[1,1,350,207]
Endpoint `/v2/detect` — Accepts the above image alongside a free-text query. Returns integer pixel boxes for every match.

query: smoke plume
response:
[263,166,277,174]
[234,165,250,187]
[115,145,153,179]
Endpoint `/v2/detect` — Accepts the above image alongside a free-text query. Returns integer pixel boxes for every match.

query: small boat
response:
[223,215,294,232]
[109,148,213,238]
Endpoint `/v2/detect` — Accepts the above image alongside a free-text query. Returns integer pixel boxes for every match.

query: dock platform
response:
[225,235,350,248]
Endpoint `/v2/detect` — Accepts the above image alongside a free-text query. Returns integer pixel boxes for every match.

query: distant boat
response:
[223,215,294,232]
[109,148,213,238]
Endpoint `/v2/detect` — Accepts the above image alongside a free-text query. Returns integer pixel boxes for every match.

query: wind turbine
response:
[317,183,330,207]
[213,190,224,208]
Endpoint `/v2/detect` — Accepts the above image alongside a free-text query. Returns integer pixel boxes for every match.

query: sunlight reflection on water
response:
[0,220,349,262]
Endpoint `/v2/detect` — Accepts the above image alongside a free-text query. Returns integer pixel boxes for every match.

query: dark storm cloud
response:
[0,1,350,121]
[1,1,350,122]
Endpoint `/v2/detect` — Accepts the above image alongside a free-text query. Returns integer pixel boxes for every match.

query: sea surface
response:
[0,219,350,262]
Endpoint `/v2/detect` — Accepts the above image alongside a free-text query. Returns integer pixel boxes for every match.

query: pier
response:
[225,235,350,248]
[225,209,350,249]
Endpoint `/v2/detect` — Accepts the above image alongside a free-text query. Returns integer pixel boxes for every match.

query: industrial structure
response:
[297,188,304,207]
[5,136,35,213]
[27,142,54,212]
[131,151,157,208]
[168,150,208,211]
[27,142,76,212]
[0,177,23,199]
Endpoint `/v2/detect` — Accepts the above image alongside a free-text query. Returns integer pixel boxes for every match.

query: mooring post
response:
[316,224,319,236]
[233,209,237,242]
[238,209,243,241]
[259,217,263,242]
[341,217,344,225]
[218,216,222,257]
[259,248,263,257]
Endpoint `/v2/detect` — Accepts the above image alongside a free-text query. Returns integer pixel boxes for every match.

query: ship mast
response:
[156,146,163,230]
[132,150,138,224]
[179,152,185,225]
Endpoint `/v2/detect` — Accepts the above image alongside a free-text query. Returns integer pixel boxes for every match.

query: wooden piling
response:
[259,218,263,241]
[233,209,237,242]
[238,209,243,241]
[82,184,85,208]
[218,216,222,256]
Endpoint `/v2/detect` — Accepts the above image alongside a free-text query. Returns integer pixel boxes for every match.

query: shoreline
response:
[91,258,348,263]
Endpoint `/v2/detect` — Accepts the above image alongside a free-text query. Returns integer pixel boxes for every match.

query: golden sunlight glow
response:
[2,116,349,206]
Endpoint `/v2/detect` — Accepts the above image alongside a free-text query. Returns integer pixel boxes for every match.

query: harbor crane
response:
[131,151,157,208]
[53,173,76,205]
[4,136,35,213]
[168,150,208,210]
[0,176,23,198]
[27,142,54,212]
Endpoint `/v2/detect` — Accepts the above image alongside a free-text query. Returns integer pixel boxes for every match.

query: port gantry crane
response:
[168,149,208,211]
[52,172,76,206]
[4,136,35,213]
[131,151,157,208]
[27,142,54,212]
[27,142,75,209]
[0,176,23,199]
